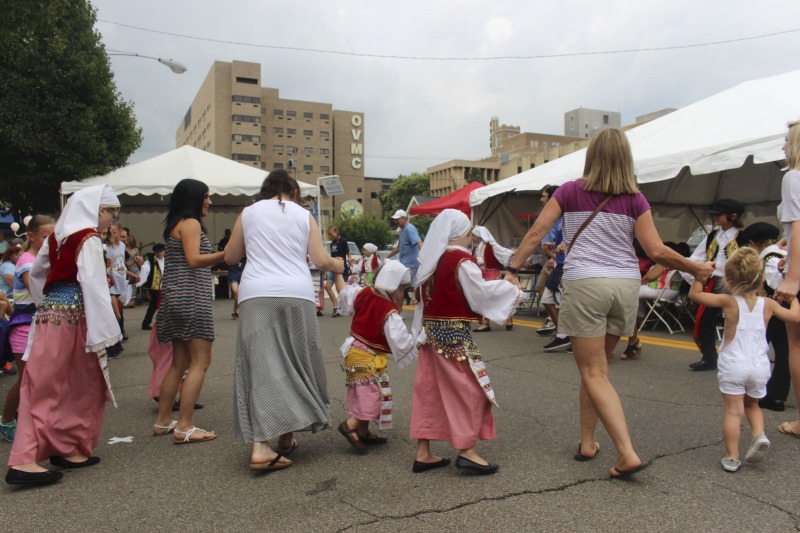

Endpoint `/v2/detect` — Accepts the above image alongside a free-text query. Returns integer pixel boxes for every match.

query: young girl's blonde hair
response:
[724,247,764,296]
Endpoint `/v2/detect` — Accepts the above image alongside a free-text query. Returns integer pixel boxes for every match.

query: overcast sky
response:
[92,0,800,179]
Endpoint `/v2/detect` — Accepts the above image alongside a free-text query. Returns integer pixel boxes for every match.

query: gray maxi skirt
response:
[234,297,332,442]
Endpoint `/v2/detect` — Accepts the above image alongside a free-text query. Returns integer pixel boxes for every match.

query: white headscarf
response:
[415,209,471,287]
[55,185,120,243]
[471,225,514,267]
[363,243,378,254]
[374,260,410,293]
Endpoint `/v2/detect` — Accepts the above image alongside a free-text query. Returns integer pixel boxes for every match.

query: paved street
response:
[1,300,799,532]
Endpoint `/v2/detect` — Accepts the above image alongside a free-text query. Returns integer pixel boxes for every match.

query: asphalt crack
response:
[336,477,601,531]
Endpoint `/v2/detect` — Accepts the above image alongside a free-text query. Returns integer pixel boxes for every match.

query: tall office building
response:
[176,60,371,221]
[563,107,621,138]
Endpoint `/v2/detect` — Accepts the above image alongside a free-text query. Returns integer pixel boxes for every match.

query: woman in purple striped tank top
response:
[506,128,714,479]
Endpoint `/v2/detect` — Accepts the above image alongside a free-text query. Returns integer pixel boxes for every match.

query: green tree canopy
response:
[335,212,393,250]
[0,0,142,219]
[466,167,486,185]
[377,172,429,218]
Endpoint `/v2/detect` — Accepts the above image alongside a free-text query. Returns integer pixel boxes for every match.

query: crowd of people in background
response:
[2,123,800,485]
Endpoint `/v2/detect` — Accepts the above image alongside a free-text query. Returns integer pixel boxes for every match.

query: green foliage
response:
[0,0,142,218]
[335,212,394,250]
[377,172,429,217]
[466,167,486,184]
[409,216,434,241]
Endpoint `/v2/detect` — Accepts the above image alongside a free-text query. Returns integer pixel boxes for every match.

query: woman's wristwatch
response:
[506,265,519,275]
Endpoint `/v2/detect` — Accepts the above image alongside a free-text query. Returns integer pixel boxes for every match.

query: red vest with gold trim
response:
[481,243,501,270]
[44,229,100,292]
[423,249,481,322]
[350,287,399,353]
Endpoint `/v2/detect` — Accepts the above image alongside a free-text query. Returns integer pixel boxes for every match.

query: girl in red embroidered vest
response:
[471,226,515,333]
[6,185,123,487]
[350,243,382,286]
[409,209,521,475]
[335,261,416,453]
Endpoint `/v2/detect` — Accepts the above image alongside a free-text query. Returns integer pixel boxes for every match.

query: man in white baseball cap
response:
[386,209,422,303]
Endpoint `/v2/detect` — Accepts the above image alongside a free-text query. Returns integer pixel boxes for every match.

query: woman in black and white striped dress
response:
[153,178,224,444]
[224,170,344,471]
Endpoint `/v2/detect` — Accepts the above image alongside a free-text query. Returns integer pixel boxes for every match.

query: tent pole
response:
[478,193,509,226]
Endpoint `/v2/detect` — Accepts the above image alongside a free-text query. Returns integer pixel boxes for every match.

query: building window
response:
[303,164,313,171]
[273,109,284,116]
[232,134,260,142]
[232,95,261,104]
[603,114,609,125]
[235,76,258,84]
[232,115,260,123]
[370,192,378,199]
[303,129,313,136]
[357,187,363,193]
[286,110,296,117]
[261,126,266,132]
[274,163,284,169]
[260,144,266,150]
[287,128,296,135]
[261,162,266,169]
[273,144,283,152]
[273,127,283,134]
[320,165,330,173]
[303,112,313,119]
[233,154,260,161]
[261,108,266,114]
[320,148,330,155]
[303,147,314,154]
[320,113,330,120]
[320,131,330,138]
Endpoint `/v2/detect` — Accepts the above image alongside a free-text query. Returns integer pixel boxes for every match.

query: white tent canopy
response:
[59,145,319,251]
[471,69,800,244]
[60,145,318,200]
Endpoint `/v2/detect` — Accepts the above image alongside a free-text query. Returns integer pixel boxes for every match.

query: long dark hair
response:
[163,178,209,240]
[257,170,300,211]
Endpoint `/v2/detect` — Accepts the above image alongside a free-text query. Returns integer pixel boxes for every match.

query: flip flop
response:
[574,441,600,462]
[778,421,800,439]
[610,461,649,479]
[275,439,298,455]
[250,453,292,471]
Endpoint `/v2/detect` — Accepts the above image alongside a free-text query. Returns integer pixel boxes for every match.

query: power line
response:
[98,19,800,61]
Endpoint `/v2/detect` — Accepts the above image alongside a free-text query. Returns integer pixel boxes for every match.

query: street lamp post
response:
[107,50,187,74]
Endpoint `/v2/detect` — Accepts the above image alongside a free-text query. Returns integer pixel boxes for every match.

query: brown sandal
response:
[338,421,366,453]
[359,431,388,445]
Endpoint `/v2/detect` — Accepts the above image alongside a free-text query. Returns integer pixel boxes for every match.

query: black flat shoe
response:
[50,456,100,469]
[689,361,717,371]
[412,457,451,473]
[472,326,491,333]
[6,468,63,486]
[505,323,514,331]
[172,401,204,411]
[455,455,499,475]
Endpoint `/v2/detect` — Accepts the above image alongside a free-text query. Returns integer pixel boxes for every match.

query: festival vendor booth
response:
[409,181,484,218]
[470,69,800,245]
[60,145,317,249]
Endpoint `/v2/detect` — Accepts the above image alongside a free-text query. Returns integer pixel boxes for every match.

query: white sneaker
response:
[744,432,770,463]
[721,457,741,472]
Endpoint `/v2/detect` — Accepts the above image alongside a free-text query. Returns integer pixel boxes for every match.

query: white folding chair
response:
[638,270,686,334]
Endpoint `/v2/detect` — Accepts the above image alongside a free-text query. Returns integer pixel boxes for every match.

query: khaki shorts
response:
[558,277,639,339]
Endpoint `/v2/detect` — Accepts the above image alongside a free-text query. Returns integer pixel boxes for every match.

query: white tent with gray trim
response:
[470,69,800,246]
[60,145,318,250]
